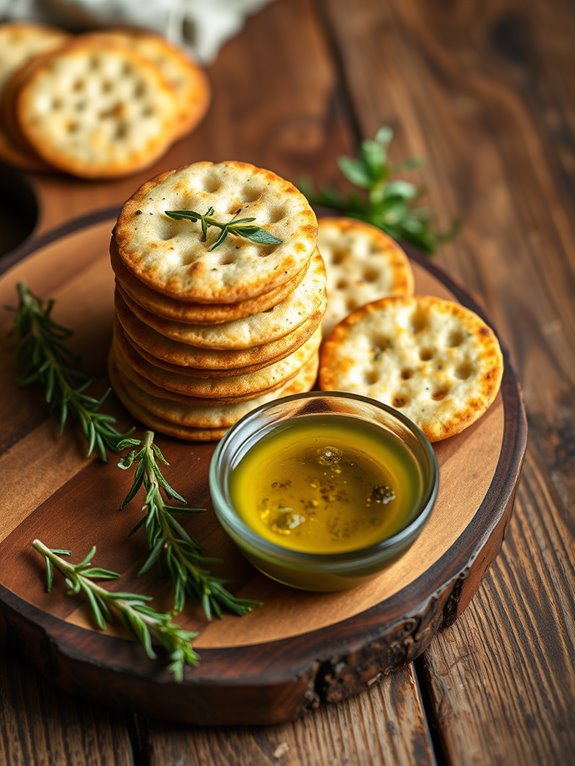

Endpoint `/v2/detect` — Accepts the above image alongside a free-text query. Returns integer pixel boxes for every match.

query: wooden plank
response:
[420,450,575,763]
[0,645,133,766]
[145,665,436,766]
[322,0,575,760]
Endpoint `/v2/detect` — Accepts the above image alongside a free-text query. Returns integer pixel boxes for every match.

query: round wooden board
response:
[0,210,527,726]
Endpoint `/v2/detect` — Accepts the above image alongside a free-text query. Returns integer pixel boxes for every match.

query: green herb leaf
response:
[9,283,134,461]
[119,431,260,619]
[164,209,282,251]
[32,539,199,680]
[298,125,458,254]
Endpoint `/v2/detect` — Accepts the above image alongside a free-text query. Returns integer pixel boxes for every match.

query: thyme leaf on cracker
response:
[32,539,199,681]
[118,430,260,620]
[7,282,133,461]
[298,125,458,254]
[164,207,282,250]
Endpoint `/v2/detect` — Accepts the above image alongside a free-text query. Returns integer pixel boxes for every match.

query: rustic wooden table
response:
[1,0,573,763]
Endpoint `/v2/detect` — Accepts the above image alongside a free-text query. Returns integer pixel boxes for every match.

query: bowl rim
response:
[209,390,439,571]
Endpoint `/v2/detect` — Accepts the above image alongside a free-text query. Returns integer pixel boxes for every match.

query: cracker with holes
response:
[113,322,322,399]
[116,249,326,349]
[115,291,324,373]
[70,30,210,139]
[319,295,503,442]
[108,352,319,441]
[0,22,69,170]
[318,217,414,336]
[14,39,179,178]
[111,235,310,324]
[113,161,318,302]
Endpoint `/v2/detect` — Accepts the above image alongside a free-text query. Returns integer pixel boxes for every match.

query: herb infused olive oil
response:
[229,415,424,555]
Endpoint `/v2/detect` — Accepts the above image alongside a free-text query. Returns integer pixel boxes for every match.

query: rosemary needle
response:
[118,431,260,620]
[164,207,282,250]
[32,539,199,681]
[8,282,133,461]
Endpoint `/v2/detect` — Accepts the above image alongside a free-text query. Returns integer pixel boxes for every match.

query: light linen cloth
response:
[0,0,273,62]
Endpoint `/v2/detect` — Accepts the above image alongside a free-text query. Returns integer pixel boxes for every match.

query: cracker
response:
[114,161,318,302]
[116,250,326,349]
[108,358,228,442]
[73,30,209,139]
[109,352,319,437]
[0,23,69,171]
[318,295,503,442]
[113,321,321,398]
[0,23,69,93]
[16,39,179,178]
[112,236,309,324]
[115,290,324,372]
[318,217,414,336]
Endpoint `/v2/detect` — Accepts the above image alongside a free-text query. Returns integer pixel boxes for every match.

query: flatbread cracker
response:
[318,295,503,442]
[109,352,319,439]
[0,23,69,171]
[16,39,179,178]
[0,23,69,93]
[111,235,309,324]
[113,321,321,397]
[115,290,324,372]
[318,217,414,336]
[116,249,326,349]
[70,30,209,138]
[114,161,318,302]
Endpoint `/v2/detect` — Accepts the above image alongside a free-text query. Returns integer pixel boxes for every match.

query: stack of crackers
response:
[109,160,325,440]
[0,23,209,178]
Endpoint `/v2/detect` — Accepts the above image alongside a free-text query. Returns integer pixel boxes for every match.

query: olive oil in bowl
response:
[229,416,424,555]
[210,392,438,591]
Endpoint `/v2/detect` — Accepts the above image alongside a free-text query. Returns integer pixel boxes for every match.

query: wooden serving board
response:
[0,210,527,726]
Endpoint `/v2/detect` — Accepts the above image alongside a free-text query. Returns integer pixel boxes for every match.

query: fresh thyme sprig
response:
[8,282,133,461]
[164,207,282,251]
[299,126,458,254]
[32,539,199,681]
[118,431,259,620]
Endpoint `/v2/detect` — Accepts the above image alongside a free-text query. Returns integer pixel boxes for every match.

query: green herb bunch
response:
[8,282,133,460]
[165,208,282,251]
[118,431,259,620]
[299,126,458,253]
[32,540,199,680]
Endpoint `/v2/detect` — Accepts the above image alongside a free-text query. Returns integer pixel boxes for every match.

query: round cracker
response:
[111,331,317,405]
[0,23,69,172]
[113,321,321,398]
[109,352,319,437]
[114,161,318,302]
[16,40,180,178]
[70,30,209,138]
[108,357,228,442]
[110,235,309,323]
[0,23,69,93]
[116,249,326,349]
[318,217,414,336]
[115,290,324,371]
[318,295,503,442]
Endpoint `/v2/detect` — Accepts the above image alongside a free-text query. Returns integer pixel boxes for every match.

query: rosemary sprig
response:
[32,539,199,681]
[299,125,458,254]
[118,431,259,620]
[164,207,282,251]
[8,282,133,461]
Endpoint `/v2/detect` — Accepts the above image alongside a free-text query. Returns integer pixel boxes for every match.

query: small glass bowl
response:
[209,391,439,591]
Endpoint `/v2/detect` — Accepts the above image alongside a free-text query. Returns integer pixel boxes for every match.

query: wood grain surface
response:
[0,0,573,761]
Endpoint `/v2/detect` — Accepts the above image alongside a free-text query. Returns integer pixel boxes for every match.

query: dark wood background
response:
[1,0,574,763]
